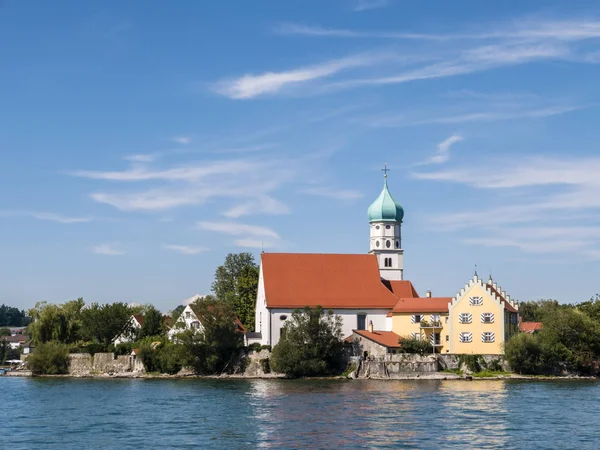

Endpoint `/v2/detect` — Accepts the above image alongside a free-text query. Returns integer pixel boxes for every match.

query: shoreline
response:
[3,371,598,381]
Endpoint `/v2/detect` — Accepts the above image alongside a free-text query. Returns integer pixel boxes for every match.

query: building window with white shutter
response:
[469,296,483,306]
[459,332,472,343]
[481,332,495,343]
[459,313,472,324]
[481,313,495,323]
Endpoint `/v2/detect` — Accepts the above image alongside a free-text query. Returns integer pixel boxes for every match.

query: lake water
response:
[1,377,598,449]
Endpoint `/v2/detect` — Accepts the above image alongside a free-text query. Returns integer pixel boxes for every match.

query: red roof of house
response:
[261,253,401,309]
[384,280,420,298]
[1,335,29,343]
[353,330,402,348]
[486,282,518,313]
[520,321,543,333]
[392,297,451,313]
[133,314,145,326]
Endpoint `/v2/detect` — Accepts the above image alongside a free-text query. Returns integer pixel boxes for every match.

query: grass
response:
[441,369,463,375]
[342,363,357,377]
[472,370,512,378]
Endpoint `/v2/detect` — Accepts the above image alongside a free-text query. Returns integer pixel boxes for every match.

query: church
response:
[252,171,520,355]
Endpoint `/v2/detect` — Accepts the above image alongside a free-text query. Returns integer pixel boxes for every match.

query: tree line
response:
[0,304,30,327]
[506,297,600,376]
[17,253,260,375]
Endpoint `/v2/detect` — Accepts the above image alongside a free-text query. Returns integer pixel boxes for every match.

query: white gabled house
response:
[167,304,248,345]
[113,314,145,345]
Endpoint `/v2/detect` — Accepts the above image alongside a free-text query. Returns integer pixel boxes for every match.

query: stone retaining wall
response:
[68,353,137,375]
[355,354,438,379]
[437,354,510,372]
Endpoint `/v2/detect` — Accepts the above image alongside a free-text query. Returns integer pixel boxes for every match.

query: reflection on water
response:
[2,378,599,449]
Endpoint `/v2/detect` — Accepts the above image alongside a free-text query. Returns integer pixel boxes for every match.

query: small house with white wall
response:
[167,303,248,345]
[113,315,145,345]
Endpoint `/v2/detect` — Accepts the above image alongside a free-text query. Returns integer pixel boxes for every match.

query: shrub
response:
[114,342,133,356]
[504,333,554,375]
[177,298,244,375]
[270,306,343,378]
[27,342,70,375]
[247,343,261,353]
[398,337,433,355]
[259,345,271,352]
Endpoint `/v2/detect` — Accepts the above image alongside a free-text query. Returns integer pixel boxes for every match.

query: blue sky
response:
[2,0,600,311]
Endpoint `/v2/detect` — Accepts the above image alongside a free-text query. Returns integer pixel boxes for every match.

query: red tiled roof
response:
[392,297,451,313]
[133,314,145,326]
[520,321,543,333]
[234,318,247,334]
[385,280,420,298]
[1,335,29,343]
[261,253,401,309]
[353,330,402,348]
[486,283,518,313]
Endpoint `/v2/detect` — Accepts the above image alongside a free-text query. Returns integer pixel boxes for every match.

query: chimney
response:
[426,290,432,298]
[368,320,374,333]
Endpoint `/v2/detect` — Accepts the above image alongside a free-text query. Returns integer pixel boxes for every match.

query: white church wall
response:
[253,264,270,345]
[266,308,392,347]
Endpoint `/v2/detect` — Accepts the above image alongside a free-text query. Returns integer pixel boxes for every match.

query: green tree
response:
[27,342,70,374]
[0,327,10,337]
[0,304,30,326]
[81,302,132,346]
[398,337,433,355]
[271,306,343,378]
[577,295,600,323]
[211,253,259,330]
[177,297,243,374]
[170,305,186,324]
[505,333,554,375]
[28,299,85,344]
[139,305,164,339]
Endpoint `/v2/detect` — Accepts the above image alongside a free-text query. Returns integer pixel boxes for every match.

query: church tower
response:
[367,166,404,280]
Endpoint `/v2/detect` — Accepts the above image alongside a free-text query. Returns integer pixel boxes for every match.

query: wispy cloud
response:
[212,54,392,99]
[171,136,191,145]
[253,17,600,99]
[415,154,600,259]
[300,186,364,200]
[162,244,207,255]
[276,18,600,41]
[123,153,157,163]
[198,221,280,239]
[367,99,582,128]
[223,196,290,218]
[421,135,463,165]
[32,212,92,224]
[353,0,392,12]
[234,239,274,249]
[0,211,92,224]
[92,243,124,256]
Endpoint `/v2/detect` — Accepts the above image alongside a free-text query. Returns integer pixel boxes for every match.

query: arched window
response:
[386,240,391,248]
[396,240,400,248]
[376,241,380,247]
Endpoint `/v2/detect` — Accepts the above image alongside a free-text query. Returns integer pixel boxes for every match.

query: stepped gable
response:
[261,253,401,309]
[450,274,519,312]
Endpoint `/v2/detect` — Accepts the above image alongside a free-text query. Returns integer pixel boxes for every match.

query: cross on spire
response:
[381,163,390,178]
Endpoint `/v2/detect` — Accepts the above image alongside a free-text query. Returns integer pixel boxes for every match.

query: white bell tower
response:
[367,164,404,281]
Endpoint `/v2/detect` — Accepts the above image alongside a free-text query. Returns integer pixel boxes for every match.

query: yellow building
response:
[448,274,519,354]
[389,274,519,355]
[391,294,452,353]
